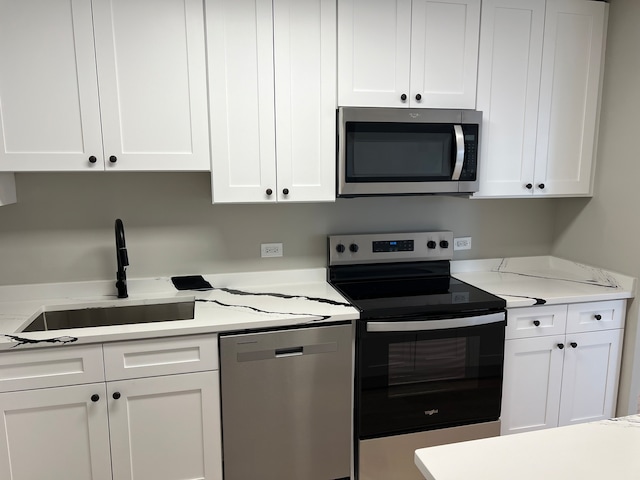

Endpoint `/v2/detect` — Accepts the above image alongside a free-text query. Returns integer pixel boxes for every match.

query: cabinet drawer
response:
[103,334,218,381]
[506,305,567,340]
[566,300,626,333]
[0,345,105,392]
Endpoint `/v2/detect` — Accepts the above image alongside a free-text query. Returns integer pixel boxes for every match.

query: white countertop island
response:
[415,415,640,480]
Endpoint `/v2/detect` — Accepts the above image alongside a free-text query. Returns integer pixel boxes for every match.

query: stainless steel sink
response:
[22,300,195,332]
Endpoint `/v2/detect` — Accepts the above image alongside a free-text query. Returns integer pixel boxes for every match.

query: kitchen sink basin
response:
[22,300,195,332]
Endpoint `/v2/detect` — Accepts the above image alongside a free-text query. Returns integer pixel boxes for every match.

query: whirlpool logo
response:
[424,409,439,416]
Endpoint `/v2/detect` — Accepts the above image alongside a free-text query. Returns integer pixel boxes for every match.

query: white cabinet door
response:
[337,0,412,107]
[273,0,336,202]
[0,383,112,480]
[475,0,545,197]
[92,0,210,171]
[209,0,336,203]
[501,335,565,435]
[108,371,223,480]
[558,329,623,426]
[535,0,608,196]
[0,0,103,171]
[208,0,277,203]
[409,0,480,109]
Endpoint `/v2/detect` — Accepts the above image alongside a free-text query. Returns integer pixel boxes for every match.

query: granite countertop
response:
[452,256,636,308]
[415,415,640,480]
[0,256,634,350]
[0,268,358,350]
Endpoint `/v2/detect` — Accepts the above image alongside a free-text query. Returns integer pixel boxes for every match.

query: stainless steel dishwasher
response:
[219,322,353,480]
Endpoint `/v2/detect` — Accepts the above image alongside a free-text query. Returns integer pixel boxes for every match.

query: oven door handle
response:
[366,312,506,333]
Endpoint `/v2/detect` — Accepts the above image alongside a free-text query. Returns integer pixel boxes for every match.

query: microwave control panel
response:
[460,126,479,181]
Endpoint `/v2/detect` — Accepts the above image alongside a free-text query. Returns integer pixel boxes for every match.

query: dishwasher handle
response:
[275,346,304,358]
[236,341,338,362]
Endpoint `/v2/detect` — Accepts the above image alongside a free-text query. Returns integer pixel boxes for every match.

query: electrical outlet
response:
[453,237,472,251]
[261,243,283,258]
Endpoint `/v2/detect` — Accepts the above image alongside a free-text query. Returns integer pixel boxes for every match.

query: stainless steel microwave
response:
[337,107,482,197]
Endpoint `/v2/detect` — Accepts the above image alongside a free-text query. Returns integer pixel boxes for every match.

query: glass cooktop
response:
[331,275,505,320]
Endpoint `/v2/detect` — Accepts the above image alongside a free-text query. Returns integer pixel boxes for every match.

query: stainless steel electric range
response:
[327,232,507,480]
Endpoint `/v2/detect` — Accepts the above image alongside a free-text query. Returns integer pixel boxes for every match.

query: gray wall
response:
[552,0,640,415]
[0,172,556,286]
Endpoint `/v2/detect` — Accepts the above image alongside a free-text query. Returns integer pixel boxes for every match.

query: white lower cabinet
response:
[0,335,222,480]
[0,383,112,480]
[501,301,625,435]
[108,372,221,480]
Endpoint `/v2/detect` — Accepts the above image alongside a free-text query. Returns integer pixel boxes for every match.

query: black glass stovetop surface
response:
[331,274,506,320]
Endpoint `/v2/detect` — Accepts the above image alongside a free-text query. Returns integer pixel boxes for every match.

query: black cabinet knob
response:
[526,183,533,190]
[427,241,437,249]
[538,183,545,189]
[440,240,449,249]
[570,342,578,348]
[113,392,121,400]
[533,320,540,327]
[91,394,100,402]
[415,93,422,101]
[336,244,345,253]
[109,155,117,163]
[401,94,407,101]
[89,156,97,164]
[349,243,359,253]
[266,188,273,196]
[594,314,602,321]
[557,343,565,350]
[282,188,289,195]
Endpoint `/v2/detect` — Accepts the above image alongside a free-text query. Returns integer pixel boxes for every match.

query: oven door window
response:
[345,122,455,182]
[357,320,505,439]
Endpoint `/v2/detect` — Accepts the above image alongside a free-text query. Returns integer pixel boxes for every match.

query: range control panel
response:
[328,231,454,266]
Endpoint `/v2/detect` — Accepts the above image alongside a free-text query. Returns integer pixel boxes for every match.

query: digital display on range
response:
[373,240,414,252]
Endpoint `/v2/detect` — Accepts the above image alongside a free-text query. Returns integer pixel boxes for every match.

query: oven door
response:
[356,312,506,439]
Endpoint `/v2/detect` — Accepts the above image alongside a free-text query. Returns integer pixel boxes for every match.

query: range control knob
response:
[440,240,449,249]
[336,244,346,253]
[427,241,437,249]
[349,243,359,253]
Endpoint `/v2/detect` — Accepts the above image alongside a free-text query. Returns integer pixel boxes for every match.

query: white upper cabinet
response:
[208,0,336,203]
[475,0,545,197]
[0,0,210,172]
[535,0,608,196]
[92,0,210,171]
[475,0,608,197]
[0,0,103,171]
[338,0,480,109]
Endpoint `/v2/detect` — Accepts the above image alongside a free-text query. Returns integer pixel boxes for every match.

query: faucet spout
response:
[115,219,129,298]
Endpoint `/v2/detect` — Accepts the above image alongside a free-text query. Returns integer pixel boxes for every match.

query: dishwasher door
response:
[220,322,353,480]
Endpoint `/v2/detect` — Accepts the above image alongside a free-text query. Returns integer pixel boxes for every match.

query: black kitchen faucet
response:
[115,218,129,298]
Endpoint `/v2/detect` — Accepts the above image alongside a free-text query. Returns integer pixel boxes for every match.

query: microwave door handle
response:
[451,125,465,180]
